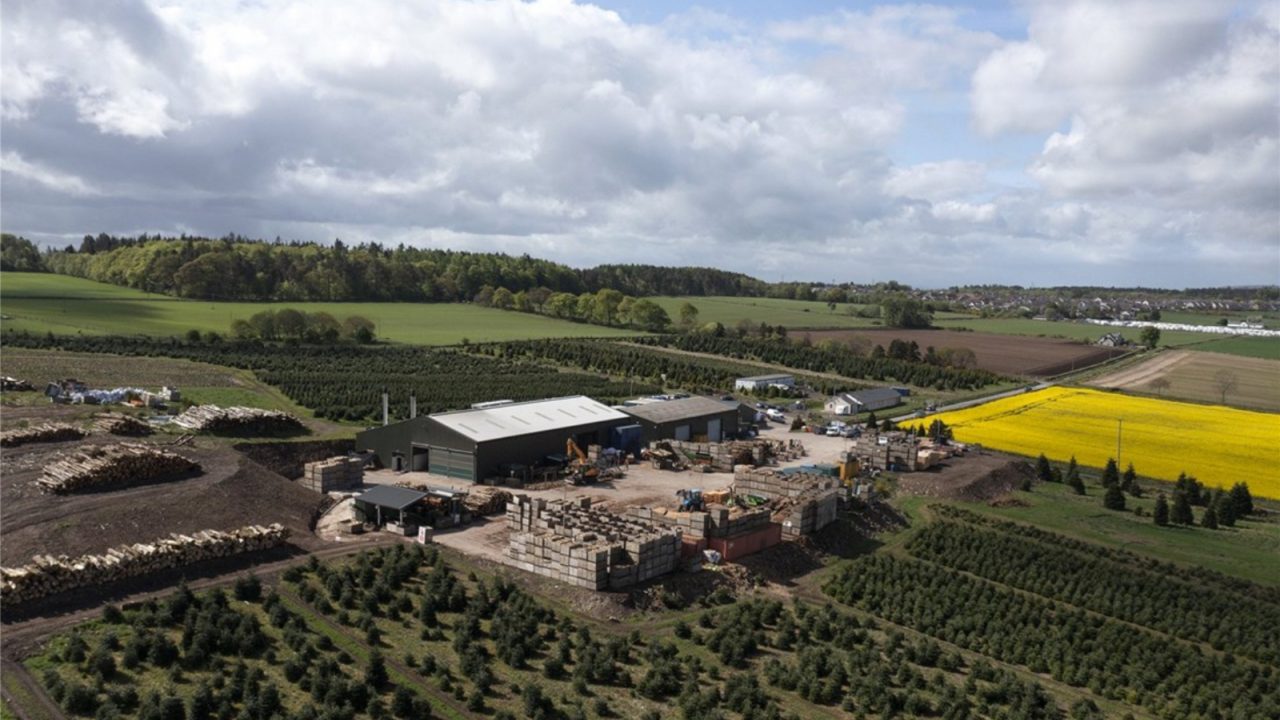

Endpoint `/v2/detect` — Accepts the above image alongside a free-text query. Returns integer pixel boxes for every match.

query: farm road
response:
[1090,350,1191,388]
[896,381,1053,422]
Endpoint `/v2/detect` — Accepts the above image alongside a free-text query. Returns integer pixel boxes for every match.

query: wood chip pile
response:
[37,443,201,494]
[1,376,35,391]
[301,456,363,492]
[0,524,289,606]
[0,423,86,447]
[463,486,511,516]
[507,495,679,590]
[91,413,154,436]
[172,405,303,434]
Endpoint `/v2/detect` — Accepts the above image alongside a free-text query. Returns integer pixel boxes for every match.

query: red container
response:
[707,523,782,561]
[680,537,707,560]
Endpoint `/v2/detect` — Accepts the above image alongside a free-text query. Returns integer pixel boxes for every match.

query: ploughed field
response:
[925,387,1280,499]
[1089,349,1280,412]
[800,328,1128,376]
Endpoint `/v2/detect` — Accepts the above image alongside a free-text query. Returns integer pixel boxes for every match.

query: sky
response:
[1,0,1277,288]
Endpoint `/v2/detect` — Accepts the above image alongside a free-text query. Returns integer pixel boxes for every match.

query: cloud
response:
[0,0,1275,287]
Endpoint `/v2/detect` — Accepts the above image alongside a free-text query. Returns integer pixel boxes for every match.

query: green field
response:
[651,295,973,330]
[0,273,638,345]
[1193,335,1280,359]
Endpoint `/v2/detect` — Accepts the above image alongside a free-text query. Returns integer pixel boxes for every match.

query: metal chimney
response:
[382,388,389,426]
[410,392,417,419]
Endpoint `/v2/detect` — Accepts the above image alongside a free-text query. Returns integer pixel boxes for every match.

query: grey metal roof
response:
[430,395,629,443]
[735,373,794,382]
[621,396,736,424]
[848,388,902,404]
[356,485,428,510]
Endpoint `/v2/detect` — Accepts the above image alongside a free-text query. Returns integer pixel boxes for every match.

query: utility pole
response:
[1116,418,1123,466]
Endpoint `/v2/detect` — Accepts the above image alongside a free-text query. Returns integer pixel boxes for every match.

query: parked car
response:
[766,409,786,422]
[825,426,842,437]
[841,426,862,438]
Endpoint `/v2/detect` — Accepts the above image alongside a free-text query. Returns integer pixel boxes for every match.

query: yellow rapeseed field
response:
[928,387,1280,499]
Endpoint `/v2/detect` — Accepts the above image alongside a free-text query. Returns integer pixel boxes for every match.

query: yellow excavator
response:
[566,438,600,485]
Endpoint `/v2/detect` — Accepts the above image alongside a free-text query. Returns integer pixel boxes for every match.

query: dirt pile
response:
[897,453,1035,502]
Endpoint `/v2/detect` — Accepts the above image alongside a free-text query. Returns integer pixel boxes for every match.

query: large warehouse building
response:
[621,396,740,442]
[355,396,633,481]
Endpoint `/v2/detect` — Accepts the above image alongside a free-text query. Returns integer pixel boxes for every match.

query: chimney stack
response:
[410,392,417,419]
[382,388,389,426]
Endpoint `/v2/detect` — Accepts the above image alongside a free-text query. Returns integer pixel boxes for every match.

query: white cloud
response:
[0,0,1275,287]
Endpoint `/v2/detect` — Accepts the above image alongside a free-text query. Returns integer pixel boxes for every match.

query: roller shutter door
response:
[707,418,722,442]
[674,424,691,441]
[427,446,475,480]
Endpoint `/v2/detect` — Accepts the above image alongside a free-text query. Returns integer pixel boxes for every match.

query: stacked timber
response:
[37,444,200,494]
[1,377,35,391]
[650,438,805,472]
[463,486,510,516]
[734,467,839,500]
[0,524,289,606]
[0,423,86,448]
[301,456,363,492]
[172,405,303,434]
[507,496,679,590]
[629,506,710,538]
[91,413,154,437]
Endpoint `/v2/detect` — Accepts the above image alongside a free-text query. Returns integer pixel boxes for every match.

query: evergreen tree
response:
[865,412,878,430]
[1171,492,1195,525]
[1153,493,1169,526]
[1229,482,1254,517]
[1122,463,1140,496]
[1201,503,1218,529]
[1103,483,1125,511]
[364,650,388,690]
[1213,491,1237,527]
[1101,458,1120,488]
[1068,466,1086,495]
[1035,454,1053,483]
[1067,456,1078,479]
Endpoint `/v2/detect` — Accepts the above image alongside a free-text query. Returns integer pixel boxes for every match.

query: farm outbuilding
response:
[354,485,428,526]
[621,396,741,442]
[825,388,904,416]
[733,374,795,392]
[354,396,632,482]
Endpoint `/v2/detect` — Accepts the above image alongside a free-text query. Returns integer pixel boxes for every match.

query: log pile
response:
[301,456,363,492]
[507,496,679,590]
[0,423,86,448]
[91,413,154,437]
[1,376,35,391]
[172,405,303,434]
[37,444,201,494]
[463,486,510,516]
[0,524,289,606]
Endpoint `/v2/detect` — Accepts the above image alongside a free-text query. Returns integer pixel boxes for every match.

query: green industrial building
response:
[621,396,741,442]
[354,395,633,482]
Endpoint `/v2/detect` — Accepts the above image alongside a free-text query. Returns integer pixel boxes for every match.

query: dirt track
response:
[1090,350,1192,388]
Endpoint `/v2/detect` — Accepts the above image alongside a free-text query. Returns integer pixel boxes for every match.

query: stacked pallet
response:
[91,413,154,437]
[0,524,289,606]
[734,467,839,500]
[37,444,200,494]
[630,506,710,538]
[0,423,85,448]
[650,438,806,472]
[172,405,303,434]
[507,496,679,590]
[301,456,363,492]
[776,488,841,539]
[463,486,510,516]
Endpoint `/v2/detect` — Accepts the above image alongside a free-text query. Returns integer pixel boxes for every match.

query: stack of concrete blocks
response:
[302,456,364,492]
[779,488,841,540]
[629,506,710,538]
[507,495,680,591]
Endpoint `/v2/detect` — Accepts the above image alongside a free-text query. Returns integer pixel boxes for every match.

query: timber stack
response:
[506,495,679,590]
[0,423,86,448]
[649,438,805,472]
[172,404,303,434]
[301,455,363,492]
[37,443,201,494]
[91,413,154,436]
[0,524,289,606]
[463,486,511,516]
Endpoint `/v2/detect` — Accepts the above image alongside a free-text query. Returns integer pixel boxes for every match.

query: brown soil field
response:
[801,328,1129,376]
[0,348,245,388]
[0,434,330,567]
[1089,349,1280,412]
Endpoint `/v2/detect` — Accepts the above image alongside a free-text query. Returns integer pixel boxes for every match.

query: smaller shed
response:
[826,387,903,415]
[354,485,428,527]
[622,396,740,442]
[733,374,795,392]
